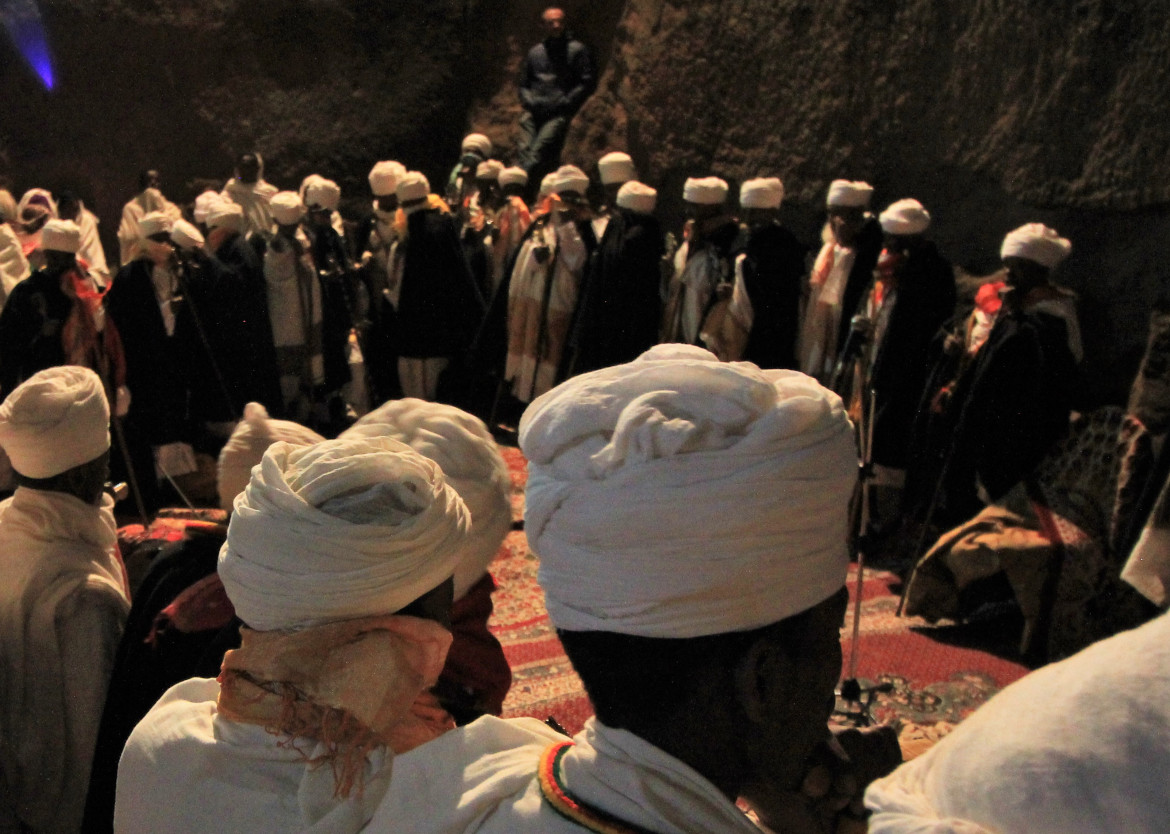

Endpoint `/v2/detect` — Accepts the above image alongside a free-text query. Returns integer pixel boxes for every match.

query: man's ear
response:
[733,634,795,725]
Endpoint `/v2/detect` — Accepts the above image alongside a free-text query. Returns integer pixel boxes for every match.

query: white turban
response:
[616,181,657,215]
[499,167,528,188]
[369,160,406,197]
[397,171,430,204]
[0,366,110,479]
[219,437,472,632]
[879,198,931,235]
[519,346,856,638]
[461,133,492,159]
[216,402,325,510]
[597,152,636,186]
[170,219,205,250]
[304,177,341,212]
[827,179,874,208]
[476,160,504,181]
[17,188,57,222]
[341,399,511,600]
[270,191,307,226]
[193,190,225,224]
[740,177,785,210]
[539,173,557,198]
[1000,223,1072,269]
[138,211,174,239]
[39,219,82,254]
[551,165,590,197]
[206,200,245,232]
[683,176,729,205]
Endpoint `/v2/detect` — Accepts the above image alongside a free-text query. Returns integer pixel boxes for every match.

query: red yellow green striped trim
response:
[538,741,659,834]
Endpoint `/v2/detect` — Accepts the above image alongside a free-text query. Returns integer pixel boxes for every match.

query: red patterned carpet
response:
[488,446,1033,744]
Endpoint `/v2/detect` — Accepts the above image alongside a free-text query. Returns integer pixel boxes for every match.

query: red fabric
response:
[441,572,513,716]
[148,572,235,646]
[975,280,1006,316]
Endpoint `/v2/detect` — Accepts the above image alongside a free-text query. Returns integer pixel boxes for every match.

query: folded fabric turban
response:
[217,402,325,510]
[879,198,931,235]
[616,181,657,215]
[827,179,874,209]
[1000,223,1072,269]
[598,152,636,186]
[740,177,785,210]
[683,176,729,205]
[0,365,110,478]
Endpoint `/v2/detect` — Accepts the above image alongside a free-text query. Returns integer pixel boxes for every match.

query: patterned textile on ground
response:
[902,407,1158,660]
[489,446,1031,755]
[117,508,229,596]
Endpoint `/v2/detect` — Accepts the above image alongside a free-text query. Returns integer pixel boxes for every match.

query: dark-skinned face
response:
[828,206,866,246]
[237,155,261,184]
[542,7,566,38]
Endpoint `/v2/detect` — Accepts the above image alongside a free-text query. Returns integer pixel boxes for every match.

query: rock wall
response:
[2,0,1167,403]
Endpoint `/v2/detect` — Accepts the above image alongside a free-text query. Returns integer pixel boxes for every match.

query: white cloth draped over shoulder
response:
[222,177,279,239]
[0,489,128,832]
[117,187,182,266]
[0,222,30,309]
[519,345,857,638]
[218,437,471,631]
[865,611,1170,834]
[366,715,766,833]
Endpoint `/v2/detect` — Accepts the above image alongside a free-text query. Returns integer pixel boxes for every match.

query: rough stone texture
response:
[2,0,1168,404]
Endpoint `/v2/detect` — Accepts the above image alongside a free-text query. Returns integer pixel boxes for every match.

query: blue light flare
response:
[2,0,54,90]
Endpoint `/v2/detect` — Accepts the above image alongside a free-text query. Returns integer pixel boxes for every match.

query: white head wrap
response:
[0,366,110,479]
[341,399,511,600]
[138,211,174,239]
[1000,223,1072,269]
[879,198,931,235]
[461,133,492,159]
[551,165,590,197]
[616,181,657,215]
[219,436,471,632]
[170,219,205,250]
[539,173,558,198]
[683,176,729,205]
[368,160,406,197]
[499,167,528,188]
[269,191,306,226]
[39,219,82,254]
[827,180,874,208]
[193,190,225,224]
[597,152,636,186]
[476,160,504,181]
[396,171,430,204]
[519,346,856,638]
[740,177,785,210]
[216,402,325,510]
[304,177,341,212]
[17,188,57,223]
[206,200,246,232]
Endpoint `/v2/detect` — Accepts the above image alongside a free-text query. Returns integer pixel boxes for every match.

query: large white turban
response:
[539,173,557,198]
[551,165,590,197]
[519,346,857,638]
[170,219,205,251]
[499,167,528,188]
[341,399,511,600]
[138,211,174,239]
[216,402,325,510]
[39,219,81,254]
[304,177,341,212]
[879,198,931,235]
[476,160,504,181]
[683,176,729,205]
[219,437,471,632]
[206,200,245,232]
[193,190,225,225]
[1000,223,1072,269]
[369,160,406,197]
[597,152,636,186]
[461,133,492,159]
[740,177,785,210]
[827,179,874,208]
[396,172,430,204]
[269,191,306,226]
[0,365,110,479]
[616,181,657,215]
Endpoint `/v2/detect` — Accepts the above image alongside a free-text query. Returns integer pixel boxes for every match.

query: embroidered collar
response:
[538,741,663,834]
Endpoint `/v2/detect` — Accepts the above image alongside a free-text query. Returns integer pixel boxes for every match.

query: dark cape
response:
[869,240,957,470]
[836,216,885,355]
[567,208,664,375]
[304,223,356,394]
[737,221,808,370]
[0,267,74,398]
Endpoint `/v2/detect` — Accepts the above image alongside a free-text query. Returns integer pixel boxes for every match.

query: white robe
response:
[0,222,30,308]
[117,189,182,266]
[368,716,767,833]
[115,678,396,834]
[75,205,111,286]
[0,488,128,833]
[222,179,279,239]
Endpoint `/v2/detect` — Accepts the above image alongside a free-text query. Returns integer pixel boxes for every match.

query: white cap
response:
[879,198,931,235]
[476,160,504,181]
[683,176,729,205]
[193,191,225,225]
[217,402,325,511]
[1001,223,1072,269]
[170,219,205,250]
[304,178,341,212]
[270,191,306,226]
[598,152,636,186]
[539,173,558,198]
[206,201,246,232]
[616,181,657,214]
[369,160,407,197]
[827,180,874,209]
[499,167,528,188]
[40,219,82,254]
[740,177,785,210]
[139,211,174,239]
[551,165,590,197]
[0,365,110,479]
[461,133,492,159]
[396,171,430,204]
